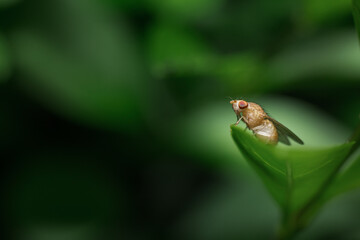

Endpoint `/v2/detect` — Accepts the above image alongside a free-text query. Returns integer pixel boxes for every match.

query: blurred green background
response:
[0,0,360,239]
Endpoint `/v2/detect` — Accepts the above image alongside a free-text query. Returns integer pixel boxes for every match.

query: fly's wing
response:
[265,117,304,145]
[277,129,291,145]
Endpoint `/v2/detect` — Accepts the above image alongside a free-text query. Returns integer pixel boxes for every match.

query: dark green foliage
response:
[353,0,360,43]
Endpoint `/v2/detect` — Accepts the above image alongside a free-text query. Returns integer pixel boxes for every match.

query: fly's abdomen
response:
[252,119,278,144]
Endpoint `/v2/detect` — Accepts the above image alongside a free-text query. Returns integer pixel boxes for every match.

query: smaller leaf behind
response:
[325,154,360,198]
[320,120,360,200]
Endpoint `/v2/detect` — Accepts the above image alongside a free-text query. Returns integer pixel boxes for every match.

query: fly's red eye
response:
[238,101,248,109]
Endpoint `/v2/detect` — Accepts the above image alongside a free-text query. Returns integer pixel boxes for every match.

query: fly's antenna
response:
[227,96,234,101]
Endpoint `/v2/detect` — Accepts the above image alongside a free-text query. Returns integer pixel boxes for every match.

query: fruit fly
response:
[230,99,304,145]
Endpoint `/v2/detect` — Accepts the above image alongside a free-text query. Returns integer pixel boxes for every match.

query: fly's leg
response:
[235,115,250,131]
[242,116,250,131]
[235,115,243,125]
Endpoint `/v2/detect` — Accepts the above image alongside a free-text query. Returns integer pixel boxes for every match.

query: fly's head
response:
[230,100,248,115]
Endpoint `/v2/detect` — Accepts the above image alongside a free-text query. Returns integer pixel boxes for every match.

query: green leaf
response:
[214,54,269,95]
[230,125,353,225]
[303,0,350,26]
[146,22,214,77]
[147,0,223,21]
[353,0,360,44]
[11,0,145,132]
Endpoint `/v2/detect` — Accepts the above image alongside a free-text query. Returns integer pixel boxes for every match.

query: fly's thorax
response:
[242,102,267,128]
